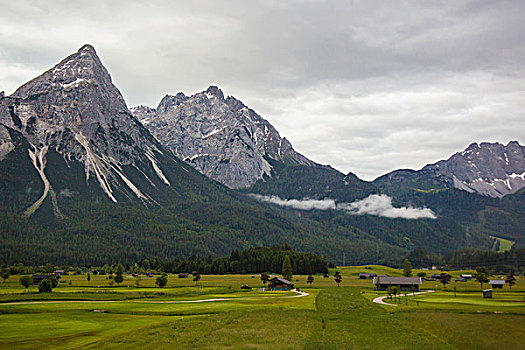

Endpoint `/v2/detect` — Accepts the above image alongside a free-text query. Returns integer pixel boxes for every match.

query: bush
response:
[156,273,168,287]
[50,276,58,288]
[19,275,33,288]
[38,279,53,293]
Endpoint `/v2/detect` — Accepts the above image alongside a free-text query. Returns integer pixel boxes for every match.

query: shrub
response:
[38,279,53,293]
[155,273,168,288]
[19,276,33,288]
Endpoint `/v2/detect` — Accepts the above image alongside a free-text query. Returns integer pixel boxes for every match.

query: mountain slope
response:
[373,142,525,247]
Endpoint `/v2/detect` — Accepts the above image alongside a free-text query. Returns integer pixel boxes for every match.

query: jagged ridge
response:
[131,86,316,189]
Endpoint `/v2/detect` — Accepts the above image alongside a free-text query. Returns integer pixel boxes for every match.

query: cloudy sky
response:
[1,1,524,180]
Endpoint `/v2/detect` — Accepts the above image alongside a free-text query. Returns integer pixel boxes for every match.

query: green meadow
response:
[0,266,523,349]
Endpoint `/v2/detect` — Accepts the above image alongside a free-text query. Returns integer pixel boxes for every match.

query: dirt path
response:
[372,290,434,306]
[0,289,309,306]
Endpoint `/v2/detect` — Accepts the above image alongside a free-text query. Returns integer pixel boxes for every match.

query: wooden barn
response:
[359,273,377,279]
[373,276,422,291]
[268,277,294,291]
[31,274,55,285]
[489,280,505,289]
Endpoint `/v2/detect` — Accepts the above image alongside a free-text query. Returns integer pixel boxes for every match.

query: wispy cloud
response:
[338,194,437,219]
[250,194,337,211]
[250,193,436,219]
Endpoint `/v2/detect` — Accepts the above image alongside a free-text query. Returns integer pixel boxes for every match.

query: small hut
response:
[373,276,422,291]
[31,274,55,285]
[268,277,294,291]
[489,280,505,289]
[359,273,377,279]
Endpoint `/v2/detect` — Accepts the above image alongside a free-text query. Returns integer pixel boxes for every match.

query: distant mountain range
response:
[375,141,525,198]
[0,45,523,265]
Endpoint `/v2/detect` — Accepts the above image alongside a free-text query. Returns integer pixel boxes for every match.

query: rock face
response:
[131,86,316,189]
[0,45,204,215]
[375,141,525,198]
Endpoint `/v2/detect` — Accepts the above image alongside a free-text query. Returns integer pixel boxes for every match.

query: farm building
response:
[460,274,473,280]
[489,280,505,289]
[268,277,294,291]
[373,276,422,291]
[178,273,188,278]
[359,273,377,279]
[31,274,55,285]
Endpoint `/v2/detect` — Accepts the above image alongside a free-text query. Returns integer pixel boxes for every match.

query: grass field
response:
[490,235,515,252]
[0,268,523,349]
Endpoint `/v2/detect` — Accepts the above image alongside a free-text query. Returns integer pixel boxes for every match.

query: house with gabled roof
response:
[268,276,294,291]
[489,280,505,289]
[373,276,422,291]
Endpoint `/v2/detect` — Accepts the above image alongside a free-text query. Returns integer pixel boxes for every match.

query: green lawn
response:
[0,270,523,349]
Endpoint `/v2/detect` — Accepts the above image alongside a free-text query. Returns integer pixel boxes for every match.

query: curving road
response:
[0,289,309,306]
[372,290,434,306]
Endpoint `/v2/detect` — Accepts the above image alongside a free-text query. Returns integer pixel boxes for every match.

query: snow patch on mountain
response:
[25,145,50,216]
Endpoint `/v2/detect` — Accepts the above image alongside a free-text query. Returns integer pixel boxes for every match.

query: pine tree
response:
[505,272,516,290]
[307,275,314,287]
[402,259,412,277]
[114,264,124,284]
[334,271,342,287]
[282,255,293,281]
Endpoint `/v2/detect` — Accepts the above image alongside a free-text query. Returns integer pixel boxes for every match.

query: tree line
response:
[162,245,329,274]
[0,245,328,276]
[404,246,525,274]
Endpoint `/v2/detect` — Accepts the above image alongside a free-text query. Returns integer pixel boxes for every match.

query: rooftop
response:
[489,280,506,285]
[270,276,293,285]
[373,276,422,285]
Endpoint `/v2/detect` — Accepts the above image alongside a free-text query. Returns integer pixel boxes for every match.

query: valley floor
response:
[0,267,523,349]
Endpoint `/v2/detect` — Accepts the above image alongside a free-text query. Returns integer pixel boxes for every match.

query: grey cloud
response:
[1,1,524,180]
[250,194,436,219]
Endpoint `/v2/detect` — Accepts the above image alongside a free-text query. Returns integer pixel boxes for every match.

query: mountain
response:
[0,45,418,266]
[375,141,525,198]
[374,142,525,248]
[1,44,520,267]
[131,87,316,189]
[132,87,378,202]
[0,44,221,214]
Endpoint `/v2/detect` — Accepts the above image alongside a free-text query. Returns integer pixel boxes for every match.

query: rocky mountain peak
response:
[132,86,317,188]
[204,85,224,100]
[377,141,525,198]
[12,44,114,100]
[0,45,181,212]
[444,141,525,197]
[156,93,188,114]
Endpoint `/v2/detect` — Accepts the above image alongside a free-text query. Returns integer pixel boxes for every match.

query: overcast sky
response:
[1,1,524,180]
